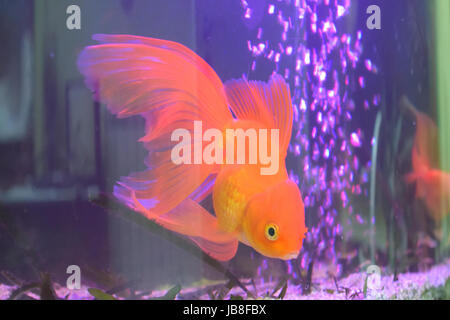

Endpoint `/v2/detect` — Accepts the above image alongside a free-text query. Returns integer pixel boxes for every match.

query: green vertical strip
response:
[435,0,450,171]
[369,111,382,264]
[433,0,450,256]
[33,0,46,179]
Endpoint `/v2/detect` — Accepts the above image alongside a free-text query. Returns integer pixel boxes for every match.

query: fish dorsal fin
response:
[224,74,293,155]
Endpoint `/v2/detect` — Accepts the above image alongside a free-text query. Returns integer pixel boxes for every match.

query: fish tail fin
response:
[78,34,234,217]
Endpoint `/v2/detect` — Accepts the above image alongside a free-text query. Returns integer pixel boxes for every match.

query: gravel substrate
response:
[1,259,449,300]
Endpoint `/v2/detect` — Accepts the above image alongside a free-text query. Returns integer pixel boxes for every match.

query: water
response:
[0,0,449,300]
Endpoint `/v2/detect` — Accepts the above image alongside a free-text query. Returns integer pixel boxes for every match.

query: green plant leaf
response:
[363,274,369,298]
[8,282,40,300]
[271,276,288,297]
[40,273,57,300]
[88,288,117,300]
[207,289,217,300]
[152,285,181,300]
[277,282,288,300]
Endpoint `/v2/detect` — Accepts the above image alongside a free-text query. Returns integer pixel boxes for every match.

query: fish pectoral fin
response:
[154,199,239,261]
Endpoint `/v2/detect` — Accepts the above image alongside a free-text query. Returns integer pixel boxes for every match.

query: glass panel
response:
[0,0,448,300]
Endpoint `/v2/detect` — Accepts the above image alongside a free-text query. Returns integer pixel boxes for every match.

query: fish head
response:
[242,179,307,260]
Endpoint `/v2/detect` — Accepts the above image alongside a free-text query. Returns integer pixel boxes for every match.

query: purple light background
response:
[240,0,380,282]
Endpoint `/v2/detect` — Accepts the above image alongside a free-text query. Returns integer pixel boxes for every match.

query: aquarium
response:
[0,0,449,303]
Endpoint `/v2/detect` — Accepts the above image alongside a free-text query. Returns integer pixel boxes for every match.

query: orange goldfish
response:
[78,34,307,261]
[401,96,450,221]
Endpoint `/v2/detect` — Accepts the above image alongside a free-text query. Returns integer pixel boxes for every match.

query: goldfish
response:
[78,34,307,261]
[401,96,450,221]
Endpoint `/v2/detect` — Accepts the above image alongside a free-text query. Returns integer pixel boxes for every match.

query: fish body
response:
[402,96,450,221]
[78,34,307,261]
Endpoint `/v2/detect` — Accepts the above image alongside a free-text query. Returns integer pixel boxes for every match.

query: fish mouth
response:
[281,251,299,260]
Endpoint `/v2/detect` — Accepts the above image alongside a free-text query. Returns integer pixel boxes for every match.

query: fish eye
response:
[264,223,279,241]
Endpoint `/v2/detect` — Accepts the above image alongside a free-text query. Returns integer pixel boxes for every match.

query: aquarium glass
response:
[0,0,449,301]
